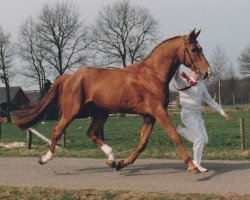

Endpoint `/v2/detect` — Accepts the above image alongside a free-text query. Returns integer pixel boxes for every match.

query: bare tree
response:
[225,63,237,107]
[92,0,159,67]
[0,27,14,122]
[37,2,91,75]
[210,46,228,105]
[18,17,47,92]
[238,42,250,76]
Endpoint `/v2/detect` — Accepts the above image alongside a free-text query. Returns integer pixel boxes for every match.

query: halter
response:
[175,39,201,91]
[183,39,201,74]
[175,84,193,91]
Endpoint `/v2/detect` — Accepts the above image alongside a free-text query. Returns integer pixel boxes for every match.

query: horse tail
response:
[14,77,63,130]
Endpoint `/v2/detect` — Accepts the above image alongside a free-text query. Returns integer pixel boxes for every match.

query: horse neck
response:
[144,38,182,83]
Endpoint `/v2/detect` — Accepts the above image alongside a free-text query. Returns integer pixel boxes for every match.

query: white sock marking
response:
[101,144,115,161]
[41,150,53,163]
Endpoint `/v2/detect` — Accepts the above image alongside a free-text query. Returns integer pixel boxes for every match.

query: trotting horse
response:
[14,29,211,173]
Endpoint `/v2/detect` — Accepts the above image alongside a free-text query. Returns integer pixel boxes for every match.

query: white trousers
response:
[177,108,208,167]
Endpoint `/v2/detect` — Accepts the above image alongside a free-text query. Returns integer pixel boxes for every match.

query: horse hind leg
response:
[116,116,155,170]
[86,110,116,168]
[38,92,82,164]
[38,115,74,164]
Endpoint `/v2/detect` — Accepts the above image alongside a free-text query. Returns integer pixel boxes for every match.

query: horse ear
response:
[188,29,200,41]
[195,29,201,38]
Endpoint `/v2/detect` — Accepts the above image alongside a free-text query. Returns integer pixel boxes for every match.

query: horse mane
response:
[145,36,182,60]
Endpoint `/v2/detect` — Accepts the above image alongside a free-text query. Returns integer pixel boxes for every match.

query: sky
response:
[0,0,250,89]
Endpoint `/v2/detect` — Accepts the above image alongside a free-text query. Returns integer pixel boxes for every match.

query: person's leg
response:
[194,112,209,172]
[179,108,200,143]
[192,137,205,167]
[177,109,196,143]
[179,109,206,170]
[198,112,208,145]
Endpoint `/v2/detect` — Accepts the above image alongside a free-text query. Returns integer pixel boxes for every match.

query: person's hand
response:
[223,113,231,122]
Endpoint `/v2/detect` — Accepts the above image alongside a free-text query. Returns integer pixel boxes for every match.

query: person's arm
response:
[202,84,231,121]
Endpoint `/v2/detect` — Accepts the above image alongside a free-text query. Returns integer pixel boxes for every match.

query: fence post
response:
[239,118,245,151]
[26,129,32,149]
[63,131,66,147]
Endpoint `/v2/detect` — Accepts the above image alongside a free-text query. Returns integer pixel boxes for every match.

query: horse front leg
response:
[86,110,116,168]
[116,116,155,170]
[154,106,200,174]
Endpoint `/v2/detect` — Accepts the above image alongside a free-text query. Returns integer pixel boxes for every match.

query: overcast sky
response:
[0,0,250,88]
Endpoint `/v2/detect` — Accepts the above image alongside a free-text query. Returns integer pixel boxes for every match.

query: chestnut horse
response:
[14,29,211,173]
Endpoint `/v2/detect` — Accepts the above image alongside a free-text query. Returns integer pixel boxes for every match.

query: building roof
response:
[24,90,41,105]
[0,86,22,103]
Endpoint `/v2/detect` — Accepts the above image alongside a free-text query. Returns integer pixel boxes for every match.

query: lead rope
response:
[174,84,193,91]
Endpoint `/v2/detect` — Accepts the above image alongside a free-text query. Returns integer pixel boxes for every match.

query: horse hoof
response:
[106,160,116,168]
[38,157,45,165]
[115,162,123,171]
[187,167,200,174]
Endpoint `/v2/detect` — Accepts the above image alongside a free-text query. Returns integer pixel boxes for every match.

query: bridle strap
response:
[183,38,200,73]
[175,85,192,91]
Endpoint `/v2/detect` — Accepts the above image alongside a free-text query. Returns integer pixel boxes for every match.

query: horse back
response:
[81,67,138,110]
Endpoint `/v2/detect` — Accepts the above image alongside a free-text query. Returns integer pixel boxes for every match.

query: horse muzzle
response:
[203,71,212,80]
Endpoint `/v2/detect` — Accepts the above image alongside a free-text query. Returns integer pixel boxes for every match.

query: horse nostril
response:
[204,72,210,80]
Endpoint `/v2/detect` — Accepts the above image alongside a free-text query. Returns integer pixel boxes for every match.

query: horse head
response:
[180,29,212,80]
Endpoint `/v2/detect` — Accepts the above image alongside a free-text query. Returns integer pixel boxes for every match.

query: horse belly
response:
[89,86,145,114]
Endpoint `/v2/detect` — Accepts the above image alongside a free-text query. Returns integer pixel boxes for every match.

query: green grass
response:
[0,108,249,160]
[0,185,246,200]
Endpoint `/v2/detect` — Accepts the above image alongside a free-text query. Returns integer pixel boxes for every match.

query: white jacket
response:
[174,72,225,116]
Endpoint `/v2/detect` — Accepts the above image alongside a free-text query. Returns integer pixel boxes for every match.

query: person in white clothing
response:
[174,69,231,172]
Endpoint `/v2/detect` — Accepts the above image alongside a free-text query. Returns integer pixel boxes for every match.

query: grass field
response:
[0,108,249,160]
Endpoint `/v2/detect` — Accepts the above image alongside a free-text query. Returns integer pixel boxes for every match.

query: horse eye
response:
[192,47,200,53]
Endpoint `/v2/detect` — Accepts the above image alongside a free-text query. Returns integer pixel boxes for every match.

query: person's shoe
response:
[196,165,208,172]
